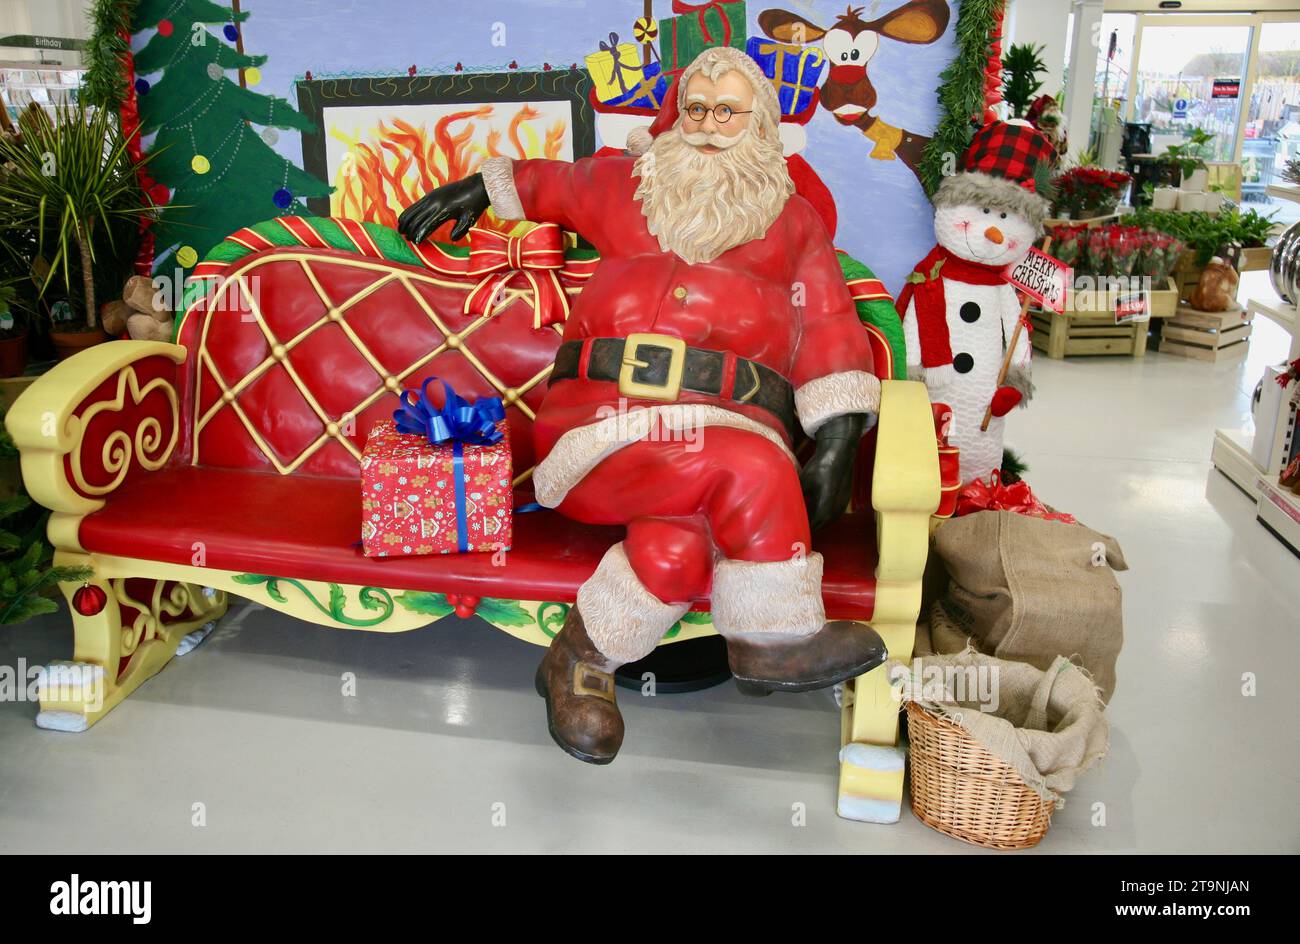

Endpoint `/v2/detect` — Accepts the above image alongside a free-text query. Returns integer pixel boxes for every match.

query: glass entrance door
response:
[1130,20,1254,164]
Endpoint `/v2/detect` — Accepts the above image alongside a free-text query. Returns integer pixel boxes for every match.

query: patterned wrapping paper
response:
[745,38,825,116]
[659,0,747,77]
[360,420,513,557]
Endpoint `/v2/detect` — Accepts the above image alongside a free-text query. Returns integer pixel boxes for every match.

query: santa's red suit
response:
[480,153,880,663]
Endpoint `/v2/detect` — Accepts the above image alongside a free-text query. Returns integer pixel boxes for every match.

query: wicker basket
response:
[905,701,1054,850]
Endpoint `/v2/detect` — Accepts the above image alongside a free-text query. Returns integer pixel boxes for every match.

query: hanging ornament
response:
[273,188,294,210]
[148,182,171,206]
[177,246,199,268]
[191,154,211,174]
[408,65,417,77]
[72,584,107,617]
[261,128,279,146]
[245,67,262,86]
[157,19,174,37]
[134,77,150,95]
[223,24,239,41]
[206,62,223,81]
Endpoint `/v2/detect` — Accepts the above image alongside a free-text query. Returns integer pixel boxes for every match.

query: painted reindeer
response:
[758,1,950,181]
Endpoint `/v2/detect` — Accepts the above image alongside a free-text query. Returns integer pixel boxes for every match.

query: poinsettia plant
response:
[1051,167,1132,219]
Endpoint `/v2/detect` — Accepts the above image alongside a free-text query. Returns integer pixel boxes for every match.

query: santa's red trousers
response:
[552,426,828,665]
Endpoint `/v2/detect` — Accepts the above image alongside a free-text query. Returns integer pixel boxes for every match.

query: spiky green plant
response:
[0,102,157,328]
[1002,42,1047,119]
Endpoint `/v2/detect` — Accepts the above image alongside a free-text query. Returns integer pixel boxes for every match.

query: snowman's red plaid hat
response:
[934,120,1054,231]
[962,120,1057,188]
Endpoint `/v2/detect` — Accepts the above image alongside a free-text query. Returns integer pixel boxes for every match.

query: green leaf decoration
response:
[679,611,713,624]
[394,591,455,618]
[474,597,534,628]
[232,574,393,626]
[905,272,926,285]
[930,258,946,280]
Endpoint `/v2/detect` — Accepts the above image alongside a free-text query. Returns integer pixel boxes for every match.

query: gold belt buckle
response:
[618,332,687,402]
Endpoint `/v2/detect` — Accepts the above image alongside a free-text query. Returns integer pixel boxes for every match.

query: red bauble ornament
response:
[408,65,417,76]
[157,19,174,37]
[148,182,171,206]
[454,62,463,72]
[305,70,313,81]
[543,62,552,71]
[508,60,518,69]
[73,584,107,616]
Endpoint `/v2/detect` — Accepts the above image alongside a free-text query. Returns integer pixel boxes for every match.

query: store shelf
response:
[1246,296,1296,336]
[1266,183,1300,205]
[1212,428,1265,499]
[1256,480,1300,557]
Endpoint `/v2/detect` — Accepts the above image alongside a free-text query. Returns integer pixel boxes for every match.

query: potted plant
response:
[0,102,157,360]
[1001,43,1047,120]
[0,282,29,378]
[1158,126,1215,189]
[1051,166,1132,220]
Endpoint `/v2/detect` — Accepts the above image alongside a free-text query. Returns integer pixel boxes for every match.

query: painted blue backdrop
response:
[194,0,954,295]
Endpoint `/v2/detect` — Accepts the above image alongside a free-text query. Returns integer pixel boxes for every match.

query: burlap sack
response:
[902,650,1109,802]
[927,510,1127,703]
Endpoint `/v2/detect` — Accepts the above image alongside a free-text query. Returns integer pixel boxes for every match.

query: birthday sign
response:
[1005,247,1070,315]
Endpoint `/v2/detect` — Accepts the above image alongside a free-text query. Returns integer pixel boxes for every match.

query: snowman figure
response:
[897,121,1055,485]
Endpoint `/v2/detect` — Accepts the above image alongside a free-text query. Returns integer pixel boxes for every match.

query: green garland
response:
[919,0,1006,197]
[82,0,140,110]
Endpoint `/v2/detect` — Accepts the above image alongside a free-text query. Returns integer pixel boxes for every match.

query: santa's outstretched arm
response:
[398,155,616,247]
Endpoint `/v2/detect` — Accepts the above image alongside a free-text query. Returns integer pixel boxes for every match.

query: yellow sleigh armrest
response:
[870,379,940,636]
[4,341,187,533]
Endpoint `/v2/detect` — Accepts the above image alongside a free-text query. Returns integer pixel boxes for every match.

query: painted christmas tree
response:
[132,0,331,270]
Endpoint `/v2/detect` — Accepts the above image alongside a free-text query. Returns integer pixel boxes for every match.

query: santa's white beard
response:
[632,125,794,265]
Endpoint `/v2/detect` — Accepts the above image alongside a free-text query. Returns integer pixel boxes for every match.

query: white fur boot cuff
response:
[711,554,826,638]
[575,543,691,665]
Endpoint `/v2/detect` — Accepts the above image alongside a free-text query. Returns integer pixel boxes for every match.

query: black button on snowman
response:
[898,121,1057,486]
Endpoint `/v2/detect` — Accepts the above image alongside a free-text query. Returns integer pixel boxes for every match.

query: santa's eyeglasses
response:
[683,103,752,124]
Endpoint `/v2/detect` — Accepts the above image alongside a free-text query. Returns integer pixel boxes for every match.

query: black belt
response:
[550,334,797,440]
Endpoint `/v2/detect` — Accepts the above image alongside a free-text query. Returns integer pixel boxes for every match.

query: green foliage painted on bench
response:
[232,573,394,627]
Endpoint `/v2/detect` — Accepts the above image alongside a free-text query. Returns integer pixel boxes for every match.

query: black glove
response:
[397,174,491,244]
[800,412,873,532]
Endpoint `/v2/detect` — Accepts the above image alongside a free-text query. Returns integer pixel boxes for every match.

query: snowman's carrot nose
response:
[984,226,1005,245]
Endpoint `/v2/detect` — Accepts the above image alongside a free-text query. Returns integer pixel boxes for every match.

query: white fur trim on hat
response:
[711,554,825,638]
[480,156,525,221]
[576,542,691,665]
[795,371,881,436]
[625,125,654,156]
[934,171,1049,233]
[532,403,794,508]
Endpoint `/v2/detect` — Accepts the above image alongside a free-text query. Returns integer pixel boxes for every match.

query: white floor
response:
[3,291,1299,854]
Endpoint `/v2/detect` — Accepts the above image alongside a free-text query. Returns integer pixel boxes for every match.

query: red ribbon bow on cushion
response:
[956,471,1077,524]
[463,223,571,328]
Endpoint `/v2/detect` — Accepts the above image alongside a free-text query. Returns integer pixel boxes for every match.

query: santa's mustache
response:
[681,128,747,150]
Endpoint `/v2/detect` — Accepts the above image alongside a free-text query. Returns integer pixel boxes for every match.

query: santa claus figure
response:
[398,46,886,765]
[897,121,1054,485]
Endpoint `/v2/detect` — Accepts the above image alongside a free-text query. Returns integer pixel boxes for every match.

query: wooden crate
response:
[1030,278,1178,359]
[1160,305,1253,362]
[1238,246,1272,273]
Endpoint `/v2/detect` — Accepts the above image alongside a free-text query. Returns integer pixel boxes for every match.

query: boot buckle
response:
[572,662,616,703]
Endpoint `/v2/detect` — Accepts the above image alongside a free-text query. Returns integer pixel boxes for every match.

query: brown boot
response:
[534,606,624,765]
[727,621,887,695]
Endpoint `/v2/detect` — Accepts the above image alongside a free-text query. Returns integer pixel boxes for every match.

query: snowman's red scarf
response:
[895,245,1008,367]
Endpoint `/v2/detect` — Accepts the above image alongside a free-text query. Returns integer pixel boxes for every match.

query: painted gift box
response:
[659,0,747,77]
[586,35,665,105]
[606,60,670,109]
[360,381,512,557]
[745,37,825,116]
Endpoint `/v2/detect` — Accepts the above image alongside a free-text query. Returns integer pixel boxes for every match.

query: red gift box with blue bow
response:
[360,379,513,557]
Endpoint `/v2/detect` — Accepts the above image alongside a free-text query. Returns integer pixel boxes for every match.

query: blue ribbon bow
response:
[392,379,506,552]
[393,378,505,447]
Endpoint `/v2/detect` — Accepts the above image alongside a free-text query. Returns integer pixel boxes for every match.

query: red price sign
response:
[1005,247,1070,315]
